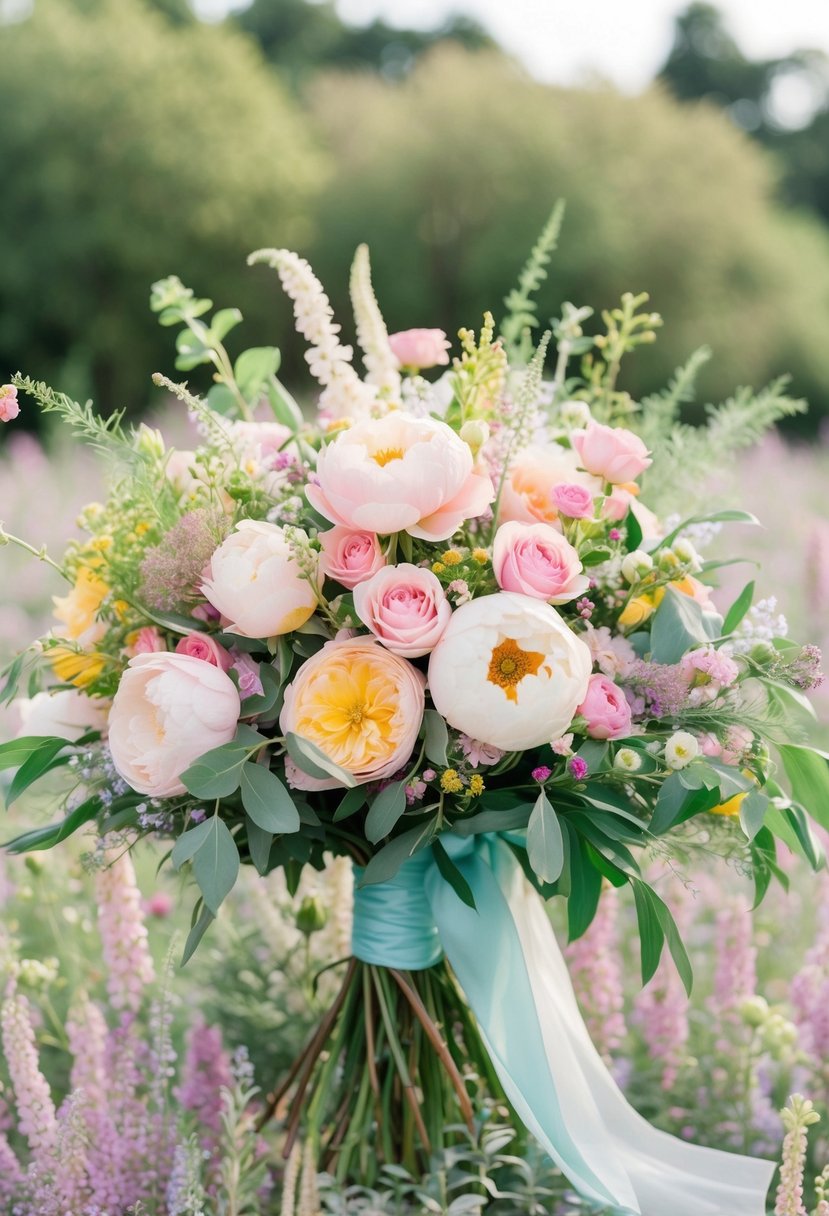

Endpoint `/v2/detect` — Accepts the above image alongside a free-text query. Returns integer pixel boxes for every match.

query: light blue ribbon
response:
[352,833,629,1212]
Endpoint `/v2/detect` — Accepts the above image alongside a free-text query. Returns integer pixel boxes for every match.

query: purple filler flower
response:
[569,756,588,780]
[532,765,552,783]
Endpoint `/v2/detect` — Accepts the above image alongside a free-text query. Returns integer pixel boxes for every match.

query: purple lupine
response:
[566,887,626,1065]
[177,1017,233,1174]
[65,997,121,1211]
[0,1131,23,1209]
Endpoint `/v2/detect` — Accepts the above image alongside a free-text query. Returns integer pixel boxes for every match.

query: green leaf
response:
[779,744,829,832]
[234,346,281,402]
[206,384,237,417]
[649,585,720,664]
[526,790,564,884]
[245,817,273,875]
[266,378,304,431]
[210,307,243,344]
[3,794,102,854]
[624,507,643,552]
[677,761,721,791]
[650,770,721,834]
[632,880,665,988]
[422,709,449,767]
[360,821,435,886]
[180,744,249,800]
[334,786,368,822]
[659,509,759,552]
[284,732,356,788]
[181,902,215,966]
[452,803,532,836]
[171,818,216,869]
[240,762,300,834]
[644,882,693,995]
[365,781,407,844]
[723,580,755,635]
[432,838,476,908]
[5,738,71,806]
[193,816,240,915]
[0,735,68,772]
[739,788,770,841]
[565,826,602,940]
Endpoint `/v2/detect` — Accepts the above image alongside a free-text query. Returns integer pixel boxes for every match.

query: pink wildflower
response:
[567,888,626,1065]
[457,734,504,768]
[569,756,588,780]
[94,847,155,1013]
[532,765,552,783]
[0,981,57,1159]
[0,384,19,422]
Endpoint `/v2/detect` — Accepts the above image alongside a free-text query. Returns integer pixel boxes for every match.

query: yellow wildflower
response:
[469,774,485,797]
[431,562,446,575]
[53,568,109,640]
[440,769,464,794]
[441,549,462,567]
[50,646,107,689]
[472,548,489,565]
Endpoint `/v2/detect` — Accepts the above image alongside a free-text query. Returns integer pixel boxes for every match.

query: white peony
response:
[202,520,319,639]
[108,652,240,797]
[17,689,109,742]
[427,592,592,751]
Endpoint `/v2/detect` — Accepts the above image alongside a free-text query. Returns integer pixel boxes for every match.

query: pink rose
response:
[108,652,240,796]
[353,563,451,658]
[175,631,232,671]
[307,413,494,541]
[550,483,594,520]
[572,421,651,484]
[499,444,601,527]
[319,526,386,590]
[388,328,450,370]
[601,486,635,522]
[492,521,589,605]
[577,674,633,740]
[130,626,167,656]
[0,385,20,423]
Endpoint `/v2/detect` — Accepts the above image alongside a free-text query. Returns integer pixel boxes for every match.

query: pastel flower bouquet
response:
[2,207,827,1214]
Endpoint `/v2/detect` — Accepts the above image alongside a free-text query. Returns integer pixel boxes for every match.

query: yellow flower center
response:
[293,658,400,772]
[372,446,404,467]
[487,637,547,703]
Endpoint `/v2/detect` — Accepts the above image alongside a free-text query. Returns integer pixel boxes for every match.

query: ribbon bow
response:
[352,833,774,1216]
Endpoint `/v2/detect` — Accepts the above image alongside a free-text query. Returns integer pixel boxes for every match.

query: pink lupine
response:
[791,874,829,1066]
[0,981,57,1160]
[66,997,121,1212]
[713,900,757,1018]
[566,887,626,1064]
[94,846,155,1012]
[177,1017,233,1173]
[0,1131,23,1208]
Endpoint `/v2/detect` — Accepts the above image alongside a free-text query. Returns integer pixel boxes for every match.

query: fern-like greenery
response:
[11,374,129,456]
[500,200,565,363]
[642,374,806,516]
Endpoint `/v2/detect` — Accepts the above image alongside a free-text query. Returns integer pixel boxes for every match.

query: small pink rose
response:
[318,526,386,590]
[601,486,635,522]
[492,521,589,605]
[353,563,451,658]
[388,328,450,370]
[698,731,723,759]
[175,631,232,671]
[130,627,167,656]
[550,482,594,520]
[577,674,633,740]
[0,385,20,423]
[572,421,651,485]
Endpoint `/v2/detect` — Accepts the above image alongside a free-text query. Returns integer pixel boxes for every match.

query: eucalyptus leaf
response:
[192,816,240,915]
[526,790,565,884]
[649,585,720,664]
[432,839,476,908]
[181,902,215,966]
[422,709,449,767]
[240,762,300,834]
[171,818,215,869]
[245,817,273,875]
[284,732,356,788]
[360,821,436,886]
[365,781,407,844]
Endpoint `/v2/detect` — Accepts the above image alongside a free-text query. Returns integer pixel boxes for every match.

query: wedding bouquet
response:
[2,207,826,1215]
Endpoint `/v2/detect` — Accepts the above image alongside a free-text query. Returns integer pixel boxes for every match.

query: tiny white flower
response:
[559,399,592,429]
[614,747,642,772]
[672,537,701,571]
[664,730,699,770]
[620,550,654,584]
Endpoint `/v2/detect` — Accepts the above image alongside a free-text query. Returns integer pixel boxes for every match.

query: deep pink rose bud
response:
[550,483,594,519]
[175,632,232,671]
[577,674,633,741]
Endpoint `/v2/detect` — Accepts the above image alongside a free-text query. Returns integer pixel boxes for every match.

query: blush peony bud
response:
[572,421,651,485]
[388,328,451,370]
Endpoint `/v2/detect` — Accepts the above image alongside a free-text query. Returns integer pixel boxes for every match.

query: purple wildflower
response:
[623,659,689,720]
[569,756,588,780]
[532,765,552,783]
[567,888,626,1065]
[138,508,229,612]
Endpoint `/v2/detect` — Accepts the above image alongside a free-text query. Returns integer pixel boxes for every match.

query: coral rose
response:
[577,674,633,740]
[279,637,425,789]
[319,526,386,590]
[427,592,592,750]
[306,412,494,541]
[201,520,319,638]
[499,445,601,527]
[108,652,240,797]
[572,421,651,485]
[353,563,451,657]
[492,521,589,605]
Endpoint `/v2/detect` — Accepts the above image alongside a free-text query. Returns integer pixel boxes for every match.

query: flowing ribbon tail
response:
[426,838,775,1216]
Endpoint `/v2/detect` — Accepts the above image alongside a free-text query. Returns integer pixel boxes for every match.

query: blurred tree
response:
[304,46,829,421]
[233,0,493,86]
[659,3,829,219]
[0,0,325,413]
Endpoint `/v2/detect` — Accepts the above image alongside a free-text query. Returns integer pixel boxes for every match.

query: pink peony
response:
[318,526,386,590]
[499,444,601,527]
[353,563,451,658]
[0,385,19,423]
[130,626,167,656]
[492,521,589,605]
[175,631,232,671]
[550,482,595,520]
[388,328,450,370]
[307,412,494,541]
[108,652,240,797]
[279,637,425,789]
[572,421,651,485]
[577,674,633,740]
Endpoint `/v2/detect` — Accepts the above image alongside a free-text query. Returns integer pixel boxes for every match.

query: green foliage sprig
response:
[500,200,565,364]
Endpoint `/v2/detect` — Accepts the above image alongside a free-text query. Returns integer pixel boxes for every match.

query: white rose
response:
[17,689,109,742]
[108,652,240,797]
[427,591,592,751]
[201,520,319,638]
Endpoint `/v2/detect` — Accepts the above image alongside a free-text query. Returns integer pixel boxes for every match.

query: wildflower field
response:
[0,421,828,1214]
